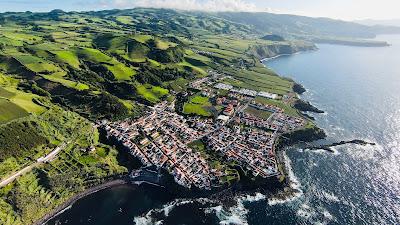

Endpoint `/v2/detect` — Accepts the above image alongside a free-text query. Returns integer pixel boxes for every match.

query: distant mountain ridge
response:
[2,8,400,40]
[211,11,400,39]
[355,19,400,27]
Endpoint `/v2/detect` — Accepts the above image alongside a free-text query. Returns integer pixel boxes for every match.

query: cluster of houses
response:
[100,71,307,190]
[249,101,283,113]
[271,113,306,133]
[236,110,305,133]
[236,111,280,131]
[101,102,219,190]
[205,126,280,178]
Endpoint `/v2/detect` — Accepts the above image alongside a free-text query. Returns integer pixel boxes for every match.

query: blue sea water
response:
[257,35,400,225]
[46,35,400,225]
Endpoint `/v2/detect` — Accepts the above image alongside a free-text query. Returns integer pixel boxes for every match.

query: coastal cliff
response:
[281,126,327,146]
[294,99,324,114]
[250,42,317,60]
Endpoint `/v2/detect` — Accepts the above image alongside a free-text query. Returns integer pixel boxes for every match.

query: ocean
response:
[46,35,400,225]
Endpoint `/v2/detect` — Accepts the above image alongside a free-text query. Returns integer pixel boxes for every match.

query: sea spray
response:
[268,150,303,206]
[133,198,215,224]
[206,192,269,225]
[133,208,158,225]
[206,201,248,225]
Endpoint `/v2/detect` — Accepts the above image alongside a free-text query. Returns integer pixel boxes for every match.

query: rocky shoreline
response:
[293,83,307,94]
[294,99,324,113]
[305,139,376,153]
[34,47,329,225]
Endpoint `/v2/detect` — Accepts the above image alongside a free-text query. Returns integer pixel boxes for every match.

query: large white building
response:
[258,91,278,99]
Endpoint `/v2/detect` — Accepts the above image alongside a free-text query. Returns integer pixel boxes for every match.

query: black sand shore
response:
[34,178,128,225]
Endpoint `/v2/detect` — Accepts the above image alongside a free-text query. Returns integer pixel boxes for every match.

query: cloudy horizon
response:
[1,0,399,21]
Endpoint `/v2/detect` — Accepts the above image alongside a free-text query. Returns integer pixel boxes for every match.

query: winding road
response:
[0,143,66,188]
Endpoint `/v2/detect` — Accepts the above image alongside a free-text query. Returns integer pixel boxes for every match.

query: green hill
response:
[0,8,328,224]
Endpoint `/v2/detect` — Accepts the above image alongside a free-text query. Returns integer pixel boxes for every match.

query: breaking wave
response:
[133,198,214,225]
[268,151,303,206]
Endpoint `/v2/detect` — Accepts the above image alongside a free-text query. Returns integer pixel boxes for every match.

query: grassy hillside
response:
[0,107,127,224]
[0,8,315,224]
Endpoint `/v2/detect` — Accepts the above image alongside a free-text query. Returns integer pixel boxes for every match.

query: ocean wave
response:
[134,198,214,224]
[207,200,249,225]
[162,199,198,217]
[242,192,266,203]
[322,209,334,220]
[296,204,335,224]
[41,205,73,225]
[268,151,303,205]
[321,190,340,203]
[284,151,302,191]
[133,209,159,225]
[296,204,314,219]
[205,192,270,225]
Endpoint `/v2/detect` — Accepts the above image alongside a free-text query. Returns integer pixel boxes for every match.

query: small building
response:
[217,115,230,123]
[258,91,278,99]
[223,104,234,116]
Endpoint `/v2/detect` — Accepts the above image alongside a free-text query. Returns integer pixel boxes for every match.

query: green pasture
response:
[0,99,29,124]
[183,95,213,117]
[136,84,169,103]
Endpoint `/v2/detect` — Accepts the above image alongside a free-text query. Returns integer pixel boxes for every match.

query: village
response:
[100,71,306,190]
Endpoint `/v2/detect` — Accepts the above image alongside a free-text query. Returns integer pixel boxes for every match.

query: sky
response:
[0,0,399,21]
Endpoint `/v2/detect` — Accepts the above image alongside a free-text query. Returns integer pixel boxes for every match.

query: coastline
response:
[35,48,328,225]
[260,52,301,63]
[260,47,318,62]
[34,178,129,225]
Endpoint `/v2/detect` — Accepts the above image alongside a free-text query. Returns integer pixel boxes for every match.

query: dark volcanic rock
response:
[293,83,306,94]
[294,99,324,113]
[281,126,327,145]
[307,139,376,153]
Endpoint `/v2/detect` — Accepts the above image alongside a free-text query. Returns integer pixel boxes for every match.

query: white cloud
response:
[99,0,265,12]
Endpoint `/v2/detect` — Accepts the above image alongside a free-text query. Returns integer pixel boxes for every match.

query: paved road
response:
[0,143,66,188]
[0,164,37,187]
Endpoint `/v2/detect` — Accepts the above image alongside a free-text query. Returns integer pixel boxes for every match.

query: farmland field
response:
[136,84,169,103]
[183,95,213,117]
[0,7,312,225]
[52,50,81,69]
[0,99,29,124]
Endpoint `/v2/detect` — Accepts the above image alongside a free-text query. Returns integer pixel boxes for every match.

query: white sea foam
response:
[215,204,248,225]
[322,209,334,220]
[309,149,328,154]
[41,205,72,225]
[321,190,340,202]
[243,192,266,202]
[296,203,317,220]
[268,151,303,205]
[207,195,253,225]
[161,199,195,217]
[134,198,214,224]
[284,151,302,191]
[133,210,156,225]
